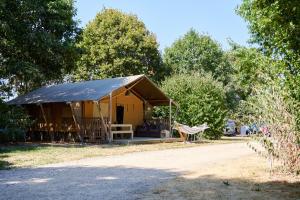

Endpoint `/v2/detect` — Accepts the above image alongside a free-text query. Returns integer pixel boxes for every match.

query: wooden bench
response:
[111,124,133,141]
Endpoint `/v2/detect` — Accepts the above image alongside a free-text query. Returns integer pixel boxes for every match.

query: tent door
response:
[116,105,124,131]
[116,105,124,124]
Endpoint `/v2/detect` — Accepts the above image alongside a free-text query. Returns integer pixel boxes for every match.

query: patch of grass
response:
[0,136,248,170]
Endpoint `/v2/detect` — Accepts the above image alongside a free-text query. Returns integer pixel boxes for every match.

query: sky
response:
[75,0,251,51]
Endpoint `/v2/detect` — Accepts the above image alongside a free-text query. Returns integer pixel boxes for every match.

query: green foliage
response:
[237,84,300,174]
[74,8,165,82]
[225,46,282,110]
[0,100,32,143]
[157,74,228,139]
[0,0,80,96]
[237,0,300,71]
[163,29,227,80]
[237,1,300,174]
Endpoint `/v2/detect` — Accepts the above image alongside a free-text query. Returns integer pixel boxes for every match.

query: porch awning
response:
[7,75,173,106]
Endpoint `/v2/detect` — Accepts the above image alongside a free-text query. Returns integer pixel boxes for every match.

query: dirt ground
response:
[0,142,299,200]
[143,155,300,200]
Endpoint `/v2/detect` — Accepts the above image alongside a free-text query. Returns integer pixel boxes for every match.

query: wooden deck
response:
[29,117,172,144]
[113,137,182,144]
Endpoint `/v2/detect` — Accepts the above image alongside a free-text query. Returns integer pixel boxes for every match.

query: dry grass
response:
[145,155,300,200]
[0,136,248,169]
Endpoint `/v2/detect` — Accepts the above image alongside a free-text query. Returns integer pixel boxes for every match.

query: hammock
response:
[174,121,209,142]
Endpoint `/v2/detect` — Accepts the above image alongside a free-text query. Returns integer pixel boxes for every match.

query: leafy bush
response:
[155,74,228,139]
[0,99,32,143]
[0,128,25,143]
[237,85,300,174]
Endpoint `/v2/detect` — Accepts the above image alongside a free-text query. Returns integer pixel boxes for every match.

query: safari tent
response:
[8,75,175,143]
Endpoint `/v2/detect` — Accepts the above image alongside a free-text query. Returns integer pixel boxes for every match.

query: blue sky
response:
[75,0,250,51]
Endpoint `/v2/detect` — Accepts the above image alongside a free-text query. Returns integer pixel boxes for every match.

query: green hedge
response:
[155,73,228,139]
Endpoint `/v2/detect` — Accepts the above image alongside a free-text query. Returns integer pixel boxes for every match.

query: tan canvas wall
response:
[83,101,93,118]
[62,104,72,118]
[49,103,62,130]
[115,92,143,129]
[80,101,109,119]
[100,89,144,129]
[92,102,109,118]
[26,102,73,131]
[79,89,144,130]
[26,88,144,132]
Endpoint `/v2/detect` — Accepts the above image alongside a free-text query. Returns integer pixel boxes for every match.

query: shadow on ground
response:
[0,154,12,169]
[147,174,300,200]
[0,166,178,200]
[0,144,40,154]
[0,143,108,153]
[0,165,299,200]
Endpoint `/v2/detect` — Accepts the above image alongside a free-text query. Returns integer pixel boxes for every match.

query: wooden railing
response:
[79,117,108,142]
[29,117,109,142]
[29,117,170,142]
[111,124,133,141]
[61,117,76,132]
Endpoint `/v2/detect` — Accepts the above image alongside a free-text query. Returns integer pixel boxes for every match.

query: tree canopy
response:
[0,0,80,96]
[163,29,225,78]
[237,0,300,173]
[237,0,300,71]
[237,0,300,124]
[74,8,164,81]
[227,46,281,101]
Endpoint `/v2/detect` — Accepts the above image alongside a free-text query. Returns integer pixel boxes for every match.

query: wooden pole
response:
[109,92,113,142]
[169,99,172,138]
[39,103,49,142]
[95,101,108,141]
[68,102,83,143]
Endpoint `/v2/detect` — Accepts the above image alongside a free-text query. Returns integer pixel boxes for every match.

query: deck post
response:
[39,103,50,142]
[95,101,108,141]
[68,102,83,143]
[169,99,172,138]
[109,92,113,142]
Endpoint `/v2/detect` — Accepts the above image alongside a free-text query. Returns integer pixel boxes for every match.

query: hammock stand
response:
[174,122,209,142]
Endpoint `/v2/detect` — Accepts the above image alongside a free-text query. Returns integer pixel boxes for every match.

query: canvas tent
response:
[8,75,175,143]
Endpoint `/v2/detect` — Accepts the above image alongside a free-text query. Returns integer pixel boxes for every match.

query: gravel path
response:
[0,143,253,200]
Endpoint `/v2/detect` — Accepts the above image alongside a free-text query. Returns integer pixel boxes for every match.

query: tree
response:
[227,46,281,102]
[74,8,164,81]
[237,0,300,71]
[0,0,80,96]
[157,73,228,139]
[163,29,226,80]
[237,0,300,125]
[237,1,300,174]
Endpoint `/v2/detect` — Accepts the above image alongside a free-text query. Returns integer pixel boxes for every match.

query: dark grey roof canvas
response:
[8,75,145,105]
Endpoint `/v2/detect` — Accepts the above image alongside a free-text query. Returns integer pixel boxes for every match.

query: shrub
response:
[0,128,25,143]
[238,85,300,174]
[0,99,32,143]
[155,73,228,139]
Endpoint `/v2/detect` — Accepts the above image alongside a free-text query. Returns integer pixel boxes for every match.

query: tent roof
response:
[8,75,172,106]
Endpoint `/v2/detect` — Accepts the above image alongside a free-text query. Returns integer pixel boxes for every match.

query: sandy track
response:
[0,143,253,200]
